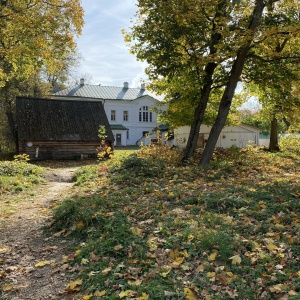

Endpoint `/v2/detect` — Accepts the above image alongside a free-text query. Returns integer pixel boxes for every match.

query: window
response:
[123,110,128,121]
[139,106,152,122]
[126,131,129,139]
[111,110,116,121]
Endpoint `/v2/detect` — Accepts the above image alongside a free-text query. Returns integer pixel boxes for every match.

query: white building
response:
[54,80,166,146]
[174,124,260,149]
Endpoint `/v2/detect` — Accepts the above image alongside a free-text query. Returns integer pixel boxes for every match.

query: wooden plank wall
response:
[19,141,99,160]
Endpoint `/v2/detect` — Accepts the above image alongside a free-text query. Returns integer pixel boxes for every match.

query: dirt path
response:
[0,166,81,300]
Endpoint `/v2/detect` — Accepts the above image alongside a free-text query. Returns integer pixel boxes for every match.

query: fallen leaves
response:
[114,244,123,251]
[94,290,107,297]
[229,255,242,265]
[119,289,136,298]
[34,260,52,267]
[25,149,299,299]
[101,267,112,276]
[184,287,199,300]
[208,250,218,261]
[2,284,14,292]
[65,279,83,293]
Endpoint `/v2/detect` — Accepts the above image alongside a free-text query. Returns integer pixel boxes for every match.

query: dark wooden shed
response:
[16,97,114,160]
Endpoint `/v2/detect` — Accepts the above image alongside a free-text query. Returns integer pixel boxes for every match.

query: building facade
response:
[54,80,165,146]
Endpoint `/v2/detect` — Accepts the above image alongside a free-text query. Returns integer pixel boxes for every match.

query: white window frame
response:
[111,110,116,121]
[139,106,152,122]
[123,110,128,121]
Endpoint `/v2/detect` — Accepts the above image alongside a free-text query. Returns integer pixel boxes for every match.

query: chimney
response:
[141,83,145,90]
[123,82,129,88]
[80,78,84,86]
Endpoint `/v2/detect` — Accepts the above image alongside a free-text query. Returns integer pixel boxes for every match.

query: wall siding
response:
[103,96,165,145]
[19,141,100,161]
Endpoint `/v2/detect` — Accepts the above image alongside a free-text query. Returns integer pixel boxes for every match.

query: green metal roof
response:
[110,124,129,130]
[158,124,169,132]
[54,84,164,101]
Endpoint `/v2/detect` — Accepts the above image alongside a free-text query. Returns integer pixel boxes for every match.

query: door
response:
[116,134,122,146]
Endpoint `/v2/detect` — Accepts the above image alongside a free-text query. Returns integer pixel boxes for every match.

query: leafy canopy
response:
[0,0,84,87]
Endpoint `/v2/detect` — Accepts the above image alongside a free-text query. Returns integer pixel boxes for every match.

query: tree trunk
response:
[181,63,216,162]
[269,116,279,151]
[181,0,227,162]
[200,0,266,165]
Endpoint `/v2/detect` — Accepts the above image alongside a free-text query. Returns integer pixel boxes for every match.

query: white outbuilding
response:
[174,123,260,149]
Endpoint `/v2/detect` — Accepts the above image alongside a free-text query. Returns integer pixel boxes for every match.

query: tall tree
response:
[244,1,300,150]
[200,0,266,164]
[127,0,300,164]
[0,0,84,87]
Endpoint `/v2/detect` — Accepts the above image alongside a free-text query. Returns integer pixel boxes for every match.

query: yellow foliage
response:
[230,255,242,265]
[184,287,199,300]
[94,290,107,297]
[0,0,84,86]
[119,290,135,298]
[137,293,149,300]
[35,260,52,267]
[65,279,83,292]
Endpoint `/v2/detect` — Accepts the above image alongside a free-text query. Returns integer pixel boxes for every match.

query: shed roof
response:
[54,83,164,101]
[16,97,114,142]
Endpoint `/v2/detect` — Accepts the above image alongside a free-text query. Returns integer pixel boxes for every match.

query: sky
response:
[76,0,147,88]
[76,1,258,110]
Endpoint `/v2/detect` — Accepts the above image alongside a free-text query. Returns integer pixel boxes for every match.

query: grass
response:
[3,145,299,299]
[0,160,45,219]
[0,160,45,190]
[50,145,300,299]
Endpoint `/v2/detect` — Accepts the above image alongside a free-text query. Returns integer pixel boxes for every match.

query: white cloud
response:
[76,0,145,87]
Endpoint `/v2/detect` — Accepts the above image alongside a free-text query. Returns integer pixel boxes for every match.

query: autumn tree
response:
[0,0,84,87]
[127,0,300,164]
[244,11,300,150]
[0,0,84,152]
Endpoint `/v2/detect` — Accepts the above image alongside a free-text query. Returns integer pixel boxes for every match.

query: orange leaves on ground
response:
[75,220,85,229]
[1,284,14,292]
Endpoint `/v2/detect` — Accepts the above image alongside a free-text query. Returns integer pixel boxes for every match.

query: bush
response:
[137,143,182,166]
[279,135,300,154]
[110,153,166,178]
[0,160,42,176]
[0,160,44,194]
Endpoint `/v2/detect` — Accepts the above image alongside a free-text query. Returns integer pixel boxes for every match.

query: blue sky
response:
[77,0,147,88]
